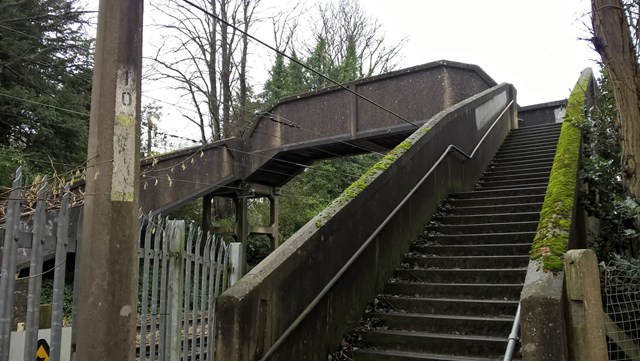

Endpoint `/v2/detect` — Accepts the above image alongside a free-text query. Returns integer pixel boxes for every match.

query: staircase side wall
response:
[215,83,518,361]
[520,68,597,361]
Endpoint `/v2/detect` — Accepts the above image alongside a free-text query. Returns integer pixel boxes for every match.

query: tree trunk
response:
[209,0,220,140]
[240,0,249,115]
[220,0,232,139]
[592,0,640,197]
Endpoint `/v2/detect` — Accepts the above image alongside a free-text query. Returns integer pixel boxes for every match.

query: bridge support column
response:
[202,193,213,236]
[268,187,280,250]
[235,189,250,275]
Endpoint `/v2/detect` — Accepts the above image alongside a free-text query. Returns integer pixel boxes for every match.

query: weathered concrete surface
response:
[142,60,497,214]
[518,100,567,127]
[521,260,568,361]
[564,249,607,361]
[215,84,517,360]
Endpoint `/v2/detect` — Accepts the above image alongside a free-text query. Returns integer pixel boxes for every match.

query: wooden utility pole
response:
[74,1,143,360]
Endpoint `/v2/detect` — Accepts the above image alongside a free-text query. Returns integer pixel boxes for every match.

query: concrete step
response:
[504,132,561,145]
[495,144,558,158]
[478,176,549,188]
[436,212,539,224]
[373,312,513,336]
[385,281,523,300]
[354,348,506,361]
[353,349,504,361]
[480,170,551,182]
[492,152,557,164]
[513,122,562,131]
[360,330,507,357]
[499,139,558,151]
[448,194,545,207]
[410,243,532,257]
[509,124,561,134]
[502,133,560,146]
[401,255,529,269]
[483,165,552,177]
[476,182,549,191]
[490,156,555,167]
[446,203,543,215]
[425,232,536,245]
[450,186,547,199]
[428,221,538,234]
[393,268,527,284]
[486,159,555,172]
[378,295,519,317]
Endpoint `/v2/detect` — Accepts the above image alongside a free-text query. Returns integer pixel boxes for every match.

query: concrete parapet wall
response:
[518,100,567,127]
[215,83,517,361]
[520,69,597,360]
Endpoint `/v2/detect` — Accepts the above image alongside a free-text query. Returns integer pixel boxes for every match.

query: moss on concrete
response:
[529,70,592,271]
[314,126,431,228]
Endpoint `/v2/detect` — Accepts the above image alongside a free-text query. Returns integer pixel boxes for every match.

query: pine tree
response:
[0,0,93,186]
[263,53,290,105]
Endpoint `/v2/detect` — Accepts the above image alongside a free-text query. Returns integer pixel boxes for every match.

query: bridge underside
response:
[141,60,498,214]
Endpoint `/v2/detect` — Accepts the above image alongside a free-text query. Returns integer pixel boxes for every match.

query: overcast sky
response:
[356,0,597,105]
[87,0,599,143]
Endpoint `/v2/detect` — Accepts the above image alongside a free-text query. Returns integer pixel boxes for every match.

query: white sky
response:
[87,0,599,144]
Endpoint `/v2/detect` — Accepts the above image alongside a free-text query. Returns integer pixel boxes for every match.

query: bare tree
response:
[312,0,406,77]
[148,0,261,142]
[592,0,640,197]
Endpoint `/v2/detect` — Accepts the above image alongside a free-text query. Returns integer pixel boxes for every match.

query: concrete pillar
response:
[269,188,280,250]
[74,1,143,360]
[236,192,249,275]
[202,193,213,234]
[564,249,607,361]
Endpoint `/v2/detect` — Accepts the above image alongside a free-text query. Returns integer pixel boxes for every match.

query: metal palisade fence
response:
[0,168,72,361]
[0,168,232,361]
[138,215,230,361]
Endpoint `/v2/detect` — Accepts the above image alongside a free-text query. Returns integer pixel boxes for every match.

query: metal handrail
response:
[258,99,515,361]
[503,304,522,361]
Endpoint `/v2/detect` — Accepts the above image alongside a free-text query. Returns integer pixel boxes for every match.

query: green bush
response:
[580,71,640,260]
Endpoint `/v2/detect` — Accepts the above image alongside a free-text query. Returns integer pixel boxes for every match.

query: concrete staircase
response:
[350,123,562,361]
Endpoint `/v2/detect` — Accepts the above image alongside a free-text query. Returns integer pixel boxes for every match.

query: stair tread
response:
[354,348,504,361]
[440,212,539,218]
[431,220,539,227]
[451,186,547,196]
[372,312,514,322]
[389,281,523,287]
[449,203,542,211]
[362,329,506,342]
[476,183,549,190]
[380,295,520,304]
[405,255,527,259]
[415,243,532,249]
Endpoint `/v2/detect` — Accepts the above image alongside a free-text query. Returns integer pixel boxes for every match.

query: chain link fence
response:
[602,256,640,360]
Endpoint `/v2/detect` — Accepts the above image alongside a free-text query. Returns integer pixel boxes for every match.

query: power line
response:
[0,92,90,117]
[182,0,420,129]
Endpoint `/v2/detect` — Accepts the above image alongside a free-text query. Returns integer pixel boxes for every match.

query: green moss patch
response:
[314,126,431,228]
[530,70,592,271]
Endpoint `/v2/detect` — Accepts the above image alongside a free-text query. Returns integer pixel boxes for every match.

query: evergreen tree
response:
[263,53,290,105]
[305,36,334,91]
[336,36,360,82]
[0,0,93,186]
[286,51,307,95]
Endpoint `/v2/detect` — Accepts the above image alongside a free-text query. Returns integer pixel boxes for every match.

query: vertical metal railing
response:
[0,168,231,361]
[137,215,229,361]
[0,168,23,361]
[22,177,48,361]
[0,169,72,361]
[49,187,70,361]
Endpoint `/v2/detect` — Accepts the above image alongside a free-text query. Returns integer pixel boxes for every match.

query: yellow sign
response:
[36,339,49,361]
